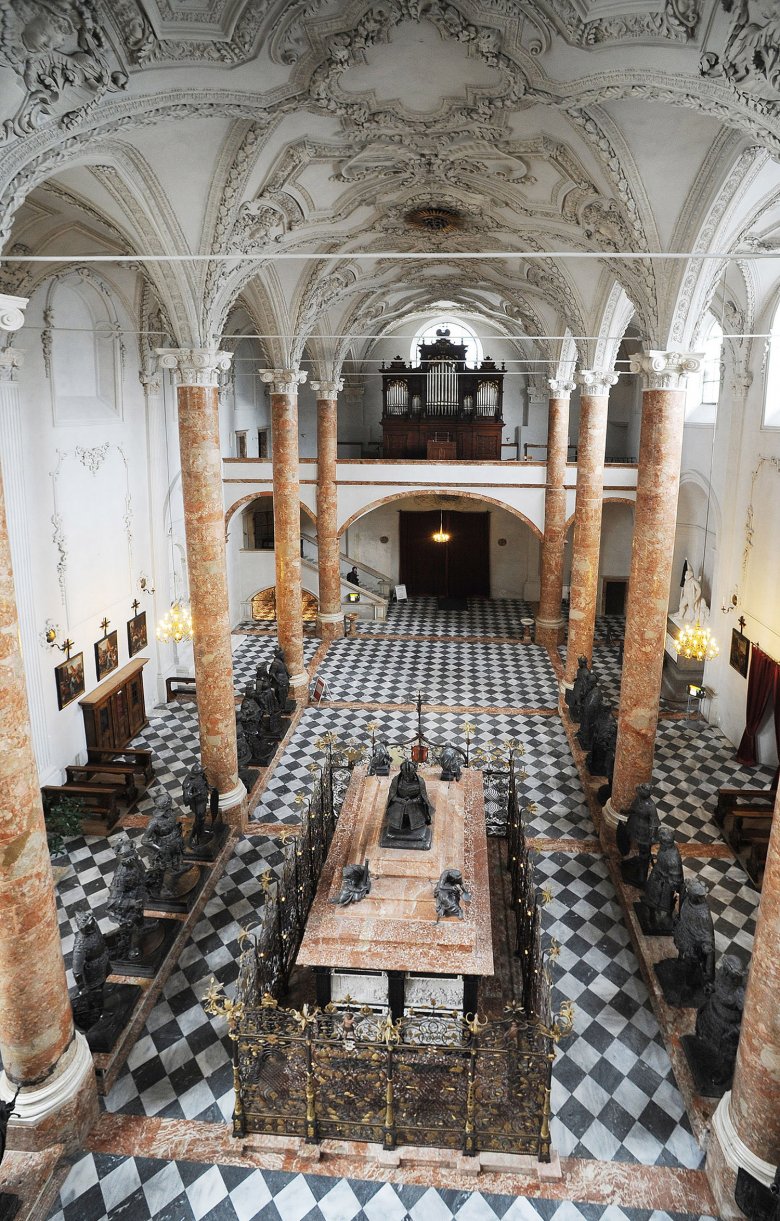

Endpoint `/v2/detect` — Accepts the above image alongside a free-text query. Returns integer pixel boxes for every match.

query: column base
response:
[289,671,309,708]
[602,797,626,829]
[707,1092,777,1219]
[0,1032,98,1153]
[535,618,564,649]
[217,779,247,829]
[317,612,344,641]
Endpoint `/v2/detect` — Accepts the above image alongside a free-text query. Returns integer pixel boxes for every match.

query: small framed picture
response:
[127,611,148,658]
[729,628,750,678]
[55,652,85,710]
[95,630,119,681]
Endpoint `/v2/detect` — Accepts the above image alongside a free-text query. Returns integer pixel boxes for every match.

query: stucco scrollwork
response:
[742,455,780,585]
[156,347,233,387]
[0,292,28,333]
[576,369,619,396]
[700,1,780,100]
[259,368,308,396]
[0,0,128,142]
[310,379,345,398]
[629,350,703,391]
[547,379,576,397]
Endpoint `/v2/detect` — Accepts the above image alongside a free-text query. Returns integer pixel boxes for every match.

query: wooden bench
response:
[166,675,197,702]
[86,747,154,783]
[65,763,138,804]
[716,786,776,823]
[42,783,120,835]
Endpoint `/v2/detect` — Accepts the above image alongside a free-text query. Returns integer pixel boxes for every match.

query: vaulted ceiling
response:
[1,0,779,374]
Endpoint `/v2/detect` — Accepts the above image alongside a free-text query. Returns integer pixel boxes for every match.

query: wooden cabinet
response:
[80,658,149,751]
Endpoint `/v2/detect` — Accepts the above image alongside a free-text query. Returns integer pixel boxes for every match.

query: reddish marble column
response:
[536,379,574,649]
[157,349,245,824]
[563,370,617,688]
[312,380,344,642]
[0,293,98,1150]
[604,351,702,827]
[707,785,780,1216]
[261,369,309,706]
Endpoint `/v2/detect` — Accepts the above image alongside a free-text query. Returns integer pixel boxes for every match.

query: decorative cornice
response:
[0,293,28,333]
[156,348,232,387]
[629,350,703,391]
[575,368,619,396]
[310,379,344,399]
[259,368,308,395]
[547,379,575,397]
[0,348,23,383]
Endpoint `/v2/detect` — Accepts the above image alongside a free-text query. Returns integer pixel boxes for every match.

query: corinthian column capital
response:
[629,350,703,391]
[260,368,308,395]
[575,368,619,396]
[547,378,575,397]
[310,378,344,398]
[156,347,232,387]
[0,293,28,333]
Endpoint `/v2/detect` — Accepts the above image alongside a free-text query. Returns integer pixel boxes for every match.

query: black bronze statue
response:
[331,861,371,906]
[655,878,716,1007]
[182,763,209,845]
[568,655,590,720]
[368,740,391,776]
[439,744,463,781]
[0,1087,19,1168]
[71,909,111,1030]
[587,708,616,778]
[434,868,471,919]
[638,827,683,934]
[236,722,255,787]
[143,802,187,892]
[107,838,155,961]
[682,953,746,1096]
[381,759,434,850]
[576,674,603,749]
[268,645,292,712]
[256,675,282,738]
[618,783,660,887]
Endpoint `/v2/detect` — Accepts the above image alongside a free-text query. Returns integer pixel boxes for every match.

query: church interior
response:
[1,2,780,1219]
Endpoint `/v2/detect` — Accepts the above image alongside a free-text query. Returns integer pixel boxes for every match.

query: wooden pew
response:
[166,675,197,702]
[715,786,775,827]
[42,783,120,835]
[86,746,154,783]
[65,763,138,804]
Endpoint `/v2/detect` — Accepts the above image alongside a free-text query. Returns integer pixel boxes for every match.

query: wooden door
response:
[399,511,489,597]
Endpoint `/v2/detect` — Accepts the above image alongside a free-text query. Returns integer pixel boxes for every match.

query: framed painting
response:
[95,630,119,681]
[729,628,750,678]
[55,652,85,710]
[127,611,148,658]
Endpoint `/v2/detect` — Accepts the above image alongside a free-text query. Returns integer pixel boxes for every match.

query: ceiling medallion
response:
[404,206,463,234]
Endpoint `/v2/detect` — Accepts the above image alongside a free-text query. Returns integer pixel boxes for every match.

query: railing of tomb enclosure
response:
[226,996,564,1159]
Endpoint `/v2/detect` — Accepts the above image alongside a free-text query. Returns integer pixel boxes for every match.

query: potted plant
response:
[44,794,85,857]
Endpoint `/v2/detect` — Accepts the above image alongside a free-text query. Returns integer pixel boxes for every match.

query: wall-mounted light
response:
[347,591,361,603]
[41,622,74,657]
[721,589,738,614]
[139,574,155,596]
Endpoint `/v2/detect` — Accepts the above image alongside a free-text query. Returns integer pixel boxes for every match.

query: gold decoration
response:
[674,620,719,662]
[156,600,194,644]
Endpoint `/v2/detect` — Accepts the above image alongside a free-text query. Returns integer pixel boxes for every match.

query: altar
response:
[297,764,493,1016]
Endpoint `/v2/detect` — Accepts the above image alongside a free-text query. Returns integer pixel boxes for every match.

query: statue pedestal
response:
[633,901,674,937]
[72,983,142,1054]
[681,1034,732,1099]
[654,957,708,1009]
[662,614,705,703]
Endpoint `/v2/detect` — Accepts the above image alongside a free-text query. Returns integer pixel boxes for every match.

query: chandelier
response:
[156,601,193,645]
[432,510,450,544]
[674,620,719,662]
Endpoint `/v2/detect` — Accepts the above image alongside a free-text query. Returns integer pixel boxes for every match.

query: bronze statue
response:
[107,838,153,960]
[71,909,111,1029]
[331,861,371,906]
[381,759,434,850]
[0,1087,19,1167]
[268,645,291,711]
[439,744,463,781]
[569,655,590,721]
[434,868,471,919]
[656,878,716,1007]
[587,709,616,778]
[576,674,602,749]
[236,722,254,786]
[640,827,683,933]
[368,740,391,776]
[692,953,745,1087]
[618,783,660,887]
[182,763,209,845]
[256,675,282,738]
[142,803,186,893]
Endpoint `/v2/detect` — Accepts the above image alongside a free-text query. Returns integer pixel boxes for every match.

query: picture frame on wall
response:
[127,611,148,658]
[729,628,750,678]
[95,630,119,681]
[55,652,85,710]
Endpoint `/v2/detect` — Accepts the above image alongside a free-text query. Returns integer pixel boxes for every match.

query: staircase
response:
[301,533,392,621]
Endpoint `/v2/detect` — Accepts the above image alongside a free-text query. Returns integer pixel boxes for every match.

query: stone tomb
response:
[298,765,493,1011]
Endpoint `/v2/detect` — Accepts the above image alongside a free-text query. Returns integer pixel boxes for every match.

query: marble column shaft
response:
[564,372,616,682]
[314,383,344,642]
[536,381,574,649]
[607,352,702,819]
[263,370,308,704]
[157,348,244,822]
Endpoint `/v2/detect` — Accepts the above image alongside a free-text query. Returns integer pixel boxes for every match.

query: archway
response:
[250,587,319,623]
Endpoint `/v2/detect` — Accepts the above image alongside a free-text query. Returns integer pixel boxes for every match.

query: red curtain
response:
[736,647,779,765]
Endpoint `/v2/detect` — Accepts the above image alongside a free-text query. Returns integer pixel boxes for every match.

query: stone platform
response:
[298,765,493,978]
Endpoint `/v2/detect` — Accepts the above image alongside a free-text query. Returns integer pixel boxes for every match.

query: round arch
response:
[225,491,317,535]
[338,489,544,541]
[564,496,636,534]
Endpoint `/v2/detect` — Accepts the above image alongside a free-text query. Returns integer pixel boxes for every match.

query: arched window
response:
[763,296,780,428]
[685,314,722,424]
[410,316,483,368]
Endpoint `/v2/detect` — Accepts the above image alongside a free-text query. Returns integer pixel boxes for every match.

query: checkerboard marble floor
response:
[353,596,536,638]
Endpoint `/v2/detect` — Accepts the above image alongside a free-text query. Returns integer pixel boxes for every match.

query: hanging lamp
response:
[432,510,450,543]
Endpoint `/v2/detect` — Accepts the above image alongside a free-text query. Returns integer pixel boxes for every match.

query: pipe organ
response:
[381,329,505,459]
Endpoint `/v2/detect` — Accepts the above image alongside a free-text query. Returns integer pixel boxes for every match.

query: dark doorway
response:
[603,579,628,615]
[399,510,490,598]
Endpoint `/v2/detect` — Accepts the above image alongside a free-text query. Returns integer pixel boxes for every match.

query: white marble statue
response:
[678,568,708,623]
